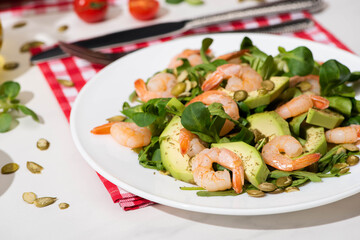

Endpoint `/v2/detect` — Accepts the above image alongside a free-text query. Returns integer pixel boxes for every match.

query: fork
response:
[59,18,314,66]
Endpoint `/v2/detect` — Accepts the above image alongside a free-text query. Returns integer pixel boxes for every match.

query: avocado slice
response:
[212,142,269,187]
[160,116,193,183]
[302,126,327,156]
[244,76,289,109]
[306,108,344,129]
[326,96,352,117]
[247,111,291,137]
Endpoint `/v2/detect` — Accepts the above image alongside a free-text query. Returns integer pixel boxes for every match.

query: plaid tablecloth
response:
[7,1,352,211]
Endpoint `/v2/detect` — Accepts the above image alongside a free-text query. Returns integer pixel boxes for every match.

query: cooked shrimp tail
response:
[179,128,206,157]
[275,94,329,119]
[201,64,262,92]
[325,125,360,144]
[215,49,248,61]
[261,135,321,171]
[91,122,115,135]
[192,148,244,193]
[110,122,152,148]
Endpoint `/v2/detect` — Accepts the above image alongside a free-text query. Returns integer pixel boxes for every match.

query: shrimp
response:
[186,90,240,136]
[168,49,203,69]
[201,64,262,92]
[325,125,360,144]
[289,75,320,95]
[261,135,321,171]
[192,148,244,193]
[275,94,329,119]
[134,72,176,102]
[214,49,248,64]
[110,122,151,148]
[179,128,206,157]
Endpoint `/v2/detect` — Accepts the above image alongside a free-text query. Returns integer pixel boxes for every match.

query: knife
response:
[31,0,324,63]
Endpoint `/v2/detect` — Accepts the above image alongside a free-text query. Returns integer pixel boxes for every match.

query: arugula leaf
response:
[138,137,164,171]
[17,105,39,122]
[181,102,211,134]
[200,38,213,64]
[0,81,20,100]
[276,46,314,76]
[343,115,360,126]
[166,0,183,3]
[196,189,240,197]
[319,59,357,97]
[229,127,254,144]
[0,113,12,133]
[237,101,250,117]
[259,55,277,80]
[270,170,322,182]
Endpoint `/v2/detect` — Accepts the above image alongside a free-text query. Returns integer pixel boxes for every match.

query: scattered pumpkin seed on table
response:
[34,197,57,208]
[3,62,19,71]
[27,161,43,174]
[1,163,19,174]
[37,138,50,150]
[12,21,27,29]
[58,25,69,32]
[22,192,37,204]
[57,79,74,87]
[20,41,45,53]
[58,203,70,210]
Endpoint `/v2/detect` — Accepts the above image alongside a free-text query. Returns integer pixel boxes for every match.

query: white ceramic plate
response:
[70,33,360,215]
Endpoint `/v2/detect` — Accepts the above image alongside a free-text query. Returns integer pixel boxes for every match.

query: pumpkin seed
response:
[261,80,275,91]
[333,163,349,169]
[34,197,57,208]
[342,143,359,152]
[26,161,43,174]
[339,167,350,174]
[268,188,284,194]
[258,182,277,192]
[191,81,197,88]
[346,155,359,166]
[171,82,186,96]
[20,41,45,53]
[37,138,50,150]
[296,81,312,92]
[13,21,27,29]
[3,62,19,71]
[276,176,292,187]
[57,79,74,87]
[106,115,126,122]
[1,163,19,174]
[285,186,299,192]
[58,202,70,210]
[177,70,188,82]
[336,147,346,155]
[233,90,248,101]
[58,25,69,33]
[22,192,37,204]
[252,129,265,143]
[246,189,265,198]
[258,88,268,96]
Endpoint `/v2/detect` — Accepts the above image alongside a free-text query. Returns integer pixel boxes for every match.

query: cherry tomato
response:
[74,0,108,23]
[128,0,159,21]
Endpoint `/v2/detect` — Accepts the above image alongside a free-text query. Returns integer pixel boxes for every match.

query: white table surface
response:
[1,0,360,239]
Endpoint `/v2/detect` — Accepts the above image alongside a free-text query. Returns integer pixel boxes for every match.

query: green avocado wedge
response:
[247,111,291,137]
[212,142,269,187]
[306,108,344,129]
[244,76,289,109]
[302,126,327,156]
[160,116,194,183]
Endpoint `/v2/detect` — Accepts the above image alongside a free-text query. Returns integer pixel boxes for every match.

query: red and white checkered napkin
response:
[35,12,351,211]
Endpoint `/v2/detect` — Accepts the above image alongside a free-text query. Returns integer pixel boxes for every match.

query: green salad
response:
[91,37,360,197]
